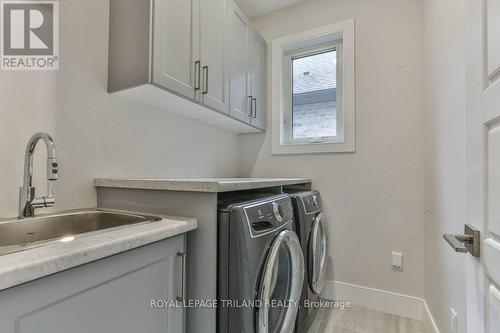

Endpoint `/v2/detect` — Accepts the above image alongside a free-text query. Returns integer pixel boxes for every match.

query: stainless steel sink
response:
[0,210,162,256]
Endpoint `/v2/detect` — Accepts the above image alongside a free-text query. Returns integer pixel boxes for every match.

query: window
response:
[271,19,355,154]
[285,44,342,145]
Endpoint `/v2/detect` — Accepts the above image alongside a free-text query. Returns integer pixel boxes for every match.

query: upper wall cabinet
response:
[152,0,199,100]
[153,0,227,112]
[200,0,228,113]
[108,0,266,133]
[227,4,266,130]
[228,3,251,123]
[249,28,266,130]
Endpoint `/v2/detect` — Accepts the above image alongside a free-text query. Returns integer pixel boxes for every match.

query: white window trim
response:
[271,18,355,154]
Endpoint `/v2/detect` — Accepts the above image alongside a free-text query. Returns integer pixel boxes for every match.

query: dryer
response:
[217,193,304,333]
[288,191,329,333]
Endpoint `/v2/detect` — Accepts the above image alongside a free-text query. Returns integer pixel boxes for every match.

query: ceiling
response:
[233,0,305,18]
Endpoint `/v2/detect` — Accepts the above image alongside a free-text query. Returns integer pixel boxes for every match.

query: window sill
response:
[272,141,355,155]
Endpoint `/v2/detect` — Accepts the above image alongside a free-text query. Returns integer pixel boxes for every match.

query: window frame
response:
[271,19,355,154]
[282,42,344,145]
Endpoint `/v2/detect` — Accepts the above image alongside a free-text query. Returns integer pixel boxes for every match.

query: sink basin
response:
[0,210,162,256]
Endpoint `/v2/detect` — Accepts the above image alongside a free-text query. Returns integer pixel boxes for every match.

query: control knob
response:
[272,202,284,222]
[312,194,319,208]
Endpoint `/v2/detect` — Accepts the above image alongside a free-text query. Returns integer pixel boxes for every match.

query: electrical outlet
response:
[391,252,403,271]
[450,308,458,333]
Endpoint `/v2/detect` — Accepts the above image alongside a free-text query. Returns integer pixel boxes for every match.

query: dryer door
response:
[308,213,328,295]
[256,229,304,333]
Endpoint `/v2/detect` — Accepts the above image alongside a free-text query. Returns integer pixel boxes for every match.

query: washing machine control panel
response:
[302,193,322,213]
[244,197,294,236]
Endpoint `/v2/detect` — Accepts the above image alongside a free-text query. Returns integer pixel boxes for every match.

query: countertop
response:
[94,177,311,192]
[0,210,197,291]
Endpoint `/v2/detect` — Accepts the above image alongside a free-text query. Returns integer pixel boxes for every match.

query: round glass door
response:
[308,213,328,295]
[256,229,304,333]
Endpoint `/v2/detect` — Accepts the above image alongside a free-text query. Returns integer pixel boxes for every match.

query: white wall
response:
[0,0,239,218]
[423,0,467,331]
[239,0,425,298]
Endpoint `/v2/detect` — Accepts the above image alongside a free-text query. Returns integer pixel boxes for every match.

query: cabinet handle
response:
[252,97,257,118]
[248,96,253,117]
[202,66,209,94]
[176,252,186,302]
[194,61,201,91]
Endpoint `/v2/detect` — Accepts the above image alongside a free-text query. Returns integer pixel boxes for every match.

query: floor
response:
[315,305,426,333]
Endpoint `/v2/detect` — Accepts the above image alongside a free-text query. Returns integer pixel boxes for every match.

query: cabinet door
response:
[227,2,251,123]
[249,29,266,130]
[200,0,227,113]
[0,236,186,333]
[153,0,200,100]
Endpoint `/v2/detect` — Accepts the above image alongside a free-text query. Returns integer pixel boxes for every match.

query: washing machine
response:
[217,193,305,333]
[288,191,329,333]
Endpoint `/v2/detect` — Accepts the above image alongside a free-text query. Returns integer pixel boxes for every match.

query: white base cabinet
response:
[0,235,186,333]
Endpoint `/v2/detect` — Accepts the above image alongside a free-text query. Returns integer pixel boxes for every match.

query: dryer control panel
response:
[301,192,322,214]
[243,196,294,237]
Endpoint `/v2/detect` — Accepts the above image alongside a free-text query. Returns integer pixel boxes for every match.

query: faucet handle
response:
[47,158,58,180]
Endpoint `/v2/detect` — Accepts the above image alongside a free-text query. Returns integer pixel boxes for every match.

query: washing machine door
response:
[308,213,328,295]
[256,229,304,333]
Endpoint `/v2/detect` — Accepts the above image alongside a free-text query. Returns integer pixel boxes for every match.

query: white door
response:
[228,2,251,123]
[249,28,266,130]
[465,0,500,332]
[199,0,227,113]
[152,0,200,99]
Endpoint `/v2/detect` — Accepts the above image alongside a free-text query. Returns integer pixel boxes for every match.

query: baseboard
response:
[322,280,425,321]
[423,299,440,333]
[322,280,441,330]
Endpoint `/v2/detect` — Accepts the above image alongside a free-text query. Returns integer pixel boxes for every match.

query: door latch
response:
[443,224,480,257]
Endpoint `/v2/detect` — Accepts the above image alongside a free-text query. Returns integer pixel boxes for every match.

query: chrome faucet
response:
[18,132,58,218]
